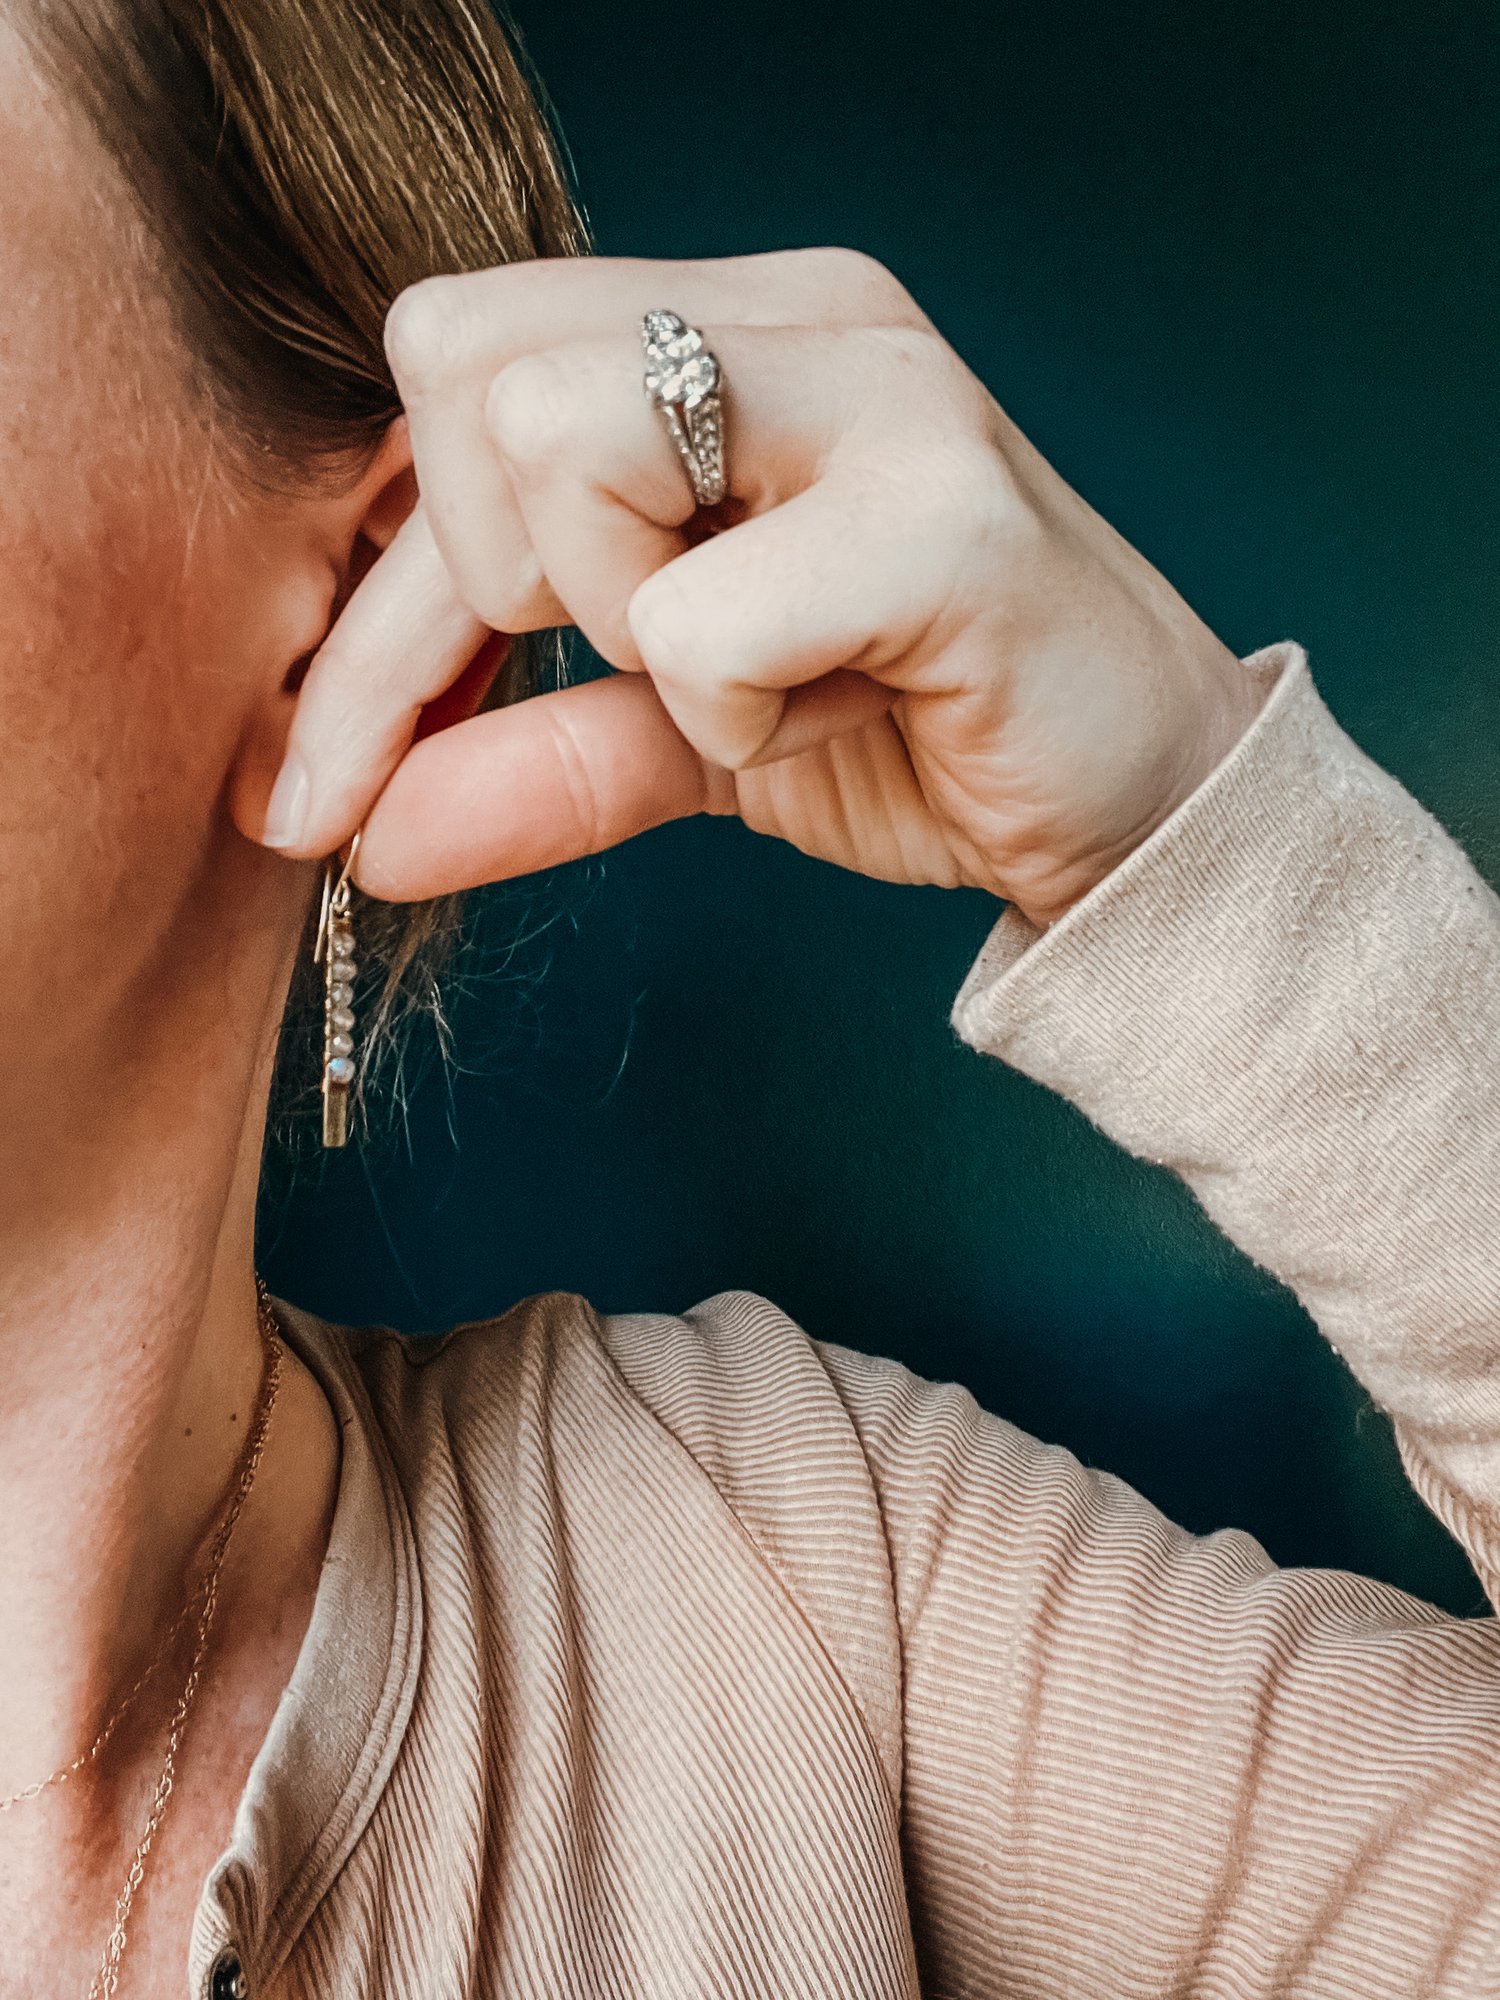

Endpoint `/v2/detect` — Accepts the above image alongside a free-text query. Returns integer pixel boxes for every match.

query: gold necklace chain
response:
[0,1283,282,1818]
[71,1278,286,2000]
[0,1600,196,1813]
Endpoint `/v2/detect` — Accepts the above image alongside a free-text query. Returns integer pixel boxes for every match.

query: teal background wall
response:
[260,0,1500,1616]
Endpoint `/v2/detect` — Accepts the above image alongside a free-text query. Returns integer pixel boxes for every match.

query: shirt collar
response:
[186,1299,424,1999]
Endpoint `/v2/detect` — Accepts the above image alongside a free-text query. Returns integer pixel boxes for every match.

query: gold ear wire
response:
[314,829,362,966]
[315,829,364,1147]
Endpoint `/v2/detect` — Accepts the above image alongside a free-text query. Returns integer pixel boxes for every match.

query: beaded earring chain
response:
[314,832,362,1148]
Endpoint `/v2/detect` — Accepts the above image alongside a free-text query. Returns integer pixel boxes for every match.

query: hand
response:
[258,249,1264,926]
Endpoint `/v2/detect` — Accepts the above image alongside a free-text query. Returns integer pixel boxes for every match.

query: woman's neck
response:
[0,843,331,1798]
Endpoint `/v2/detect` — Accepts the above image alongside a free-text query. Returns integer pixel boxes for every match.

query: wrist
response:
[1010,648,1273,930]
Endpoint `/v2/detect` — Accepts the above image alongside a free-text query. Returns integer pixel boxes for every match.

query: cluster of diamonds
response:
[642,309,720,408]
[322,913,357,1146]
[642,309,727,506]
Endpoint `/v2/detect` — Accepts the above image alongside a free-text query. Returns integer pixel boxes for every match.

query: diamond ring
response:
[642,309,727,508]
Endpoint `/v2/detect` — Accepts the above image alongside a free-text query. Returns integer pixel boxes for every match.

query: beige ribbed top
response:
[191,641,1500,1999]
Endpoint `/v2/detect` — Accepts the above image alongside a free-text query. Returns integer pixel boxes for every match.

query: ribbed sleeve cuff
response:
[948,637,1500,1559]
[949,638,1308,1090]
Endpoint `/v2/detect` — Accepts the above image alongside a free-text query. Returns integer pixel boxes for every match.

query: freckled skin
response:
[0,34,294,1141]
[0,30,360,1996]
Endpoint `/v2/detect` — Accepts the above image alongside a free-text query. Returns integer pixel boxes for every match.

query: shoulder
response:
[595,1287,897,1503]
[335,1287,910,1789]
[338,1283,903,1491]
[331,1283,1034,1588]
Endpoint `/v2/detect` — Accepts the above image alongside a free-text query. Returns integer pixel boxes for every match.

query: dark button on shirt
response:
[209,1948,249,2000]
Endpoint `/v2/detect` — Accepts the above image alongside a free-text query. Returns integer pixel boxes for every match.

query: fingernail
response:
[263,756,310,849]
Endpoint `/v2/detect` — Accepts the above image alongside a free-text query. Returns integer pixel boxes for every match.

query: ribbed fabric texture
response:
[187,642,1500,1998]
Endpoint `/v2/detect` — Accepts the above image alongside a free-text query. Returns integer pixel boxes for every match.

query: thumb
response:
[353,671,725,900]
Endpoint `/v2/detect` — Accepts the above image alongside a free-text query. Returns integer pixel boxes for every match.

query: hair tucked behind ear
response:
[22,0,591,1141]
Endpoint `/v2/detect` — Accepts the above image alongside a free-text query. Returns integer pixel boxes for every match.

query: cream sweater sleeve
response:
[805,642,1500,1994]
[949,639,1500,1595]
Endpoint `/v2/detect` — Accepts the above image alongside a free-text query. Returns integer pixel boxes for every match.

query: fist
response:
[257,248,1263,927]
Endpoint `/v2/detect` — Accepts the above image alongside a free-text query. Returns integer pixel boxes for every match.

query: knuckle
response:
[727,246,915,326]
[938,440,1034,555]
[857,319,952,381]
[457,544,552,634]
[817,244,909,311]
[383,274,471,393]
[483,354,575,470]
[783,244,910,317]
[916,430,1011,517]
[843,323,985,439]
[854,426,1024,563]
[842,326,1023,540]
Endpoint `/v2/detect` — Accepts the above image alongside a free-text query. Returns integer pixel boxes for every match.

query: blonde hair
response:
[22,0,590,1136]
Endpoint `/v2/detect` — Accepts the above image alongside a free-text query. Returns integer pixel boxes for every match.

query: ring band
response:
[642,309,727,508]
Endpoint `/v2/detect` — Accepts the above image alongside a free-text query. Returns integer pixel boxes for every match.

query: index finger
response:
[260,501,492,856]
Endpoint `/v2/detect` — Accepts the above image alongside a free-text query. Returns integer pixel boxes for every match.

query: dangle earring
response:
[313,831,363,1148]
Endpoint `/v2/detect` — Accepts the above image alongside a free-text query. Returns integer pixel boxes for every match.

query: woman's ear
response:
[357,417,420,554]
[225,416,418,849]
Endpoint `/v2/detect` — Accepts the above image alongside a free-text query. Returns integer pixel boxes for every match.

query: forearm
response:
[951,640,1500,1594]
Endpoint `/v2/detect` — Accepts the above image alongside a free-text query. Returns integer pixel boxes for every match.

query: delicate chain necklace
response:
[85,1277,284,2000]
[0,1601,196,1814]
[0,1278,286,2000]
